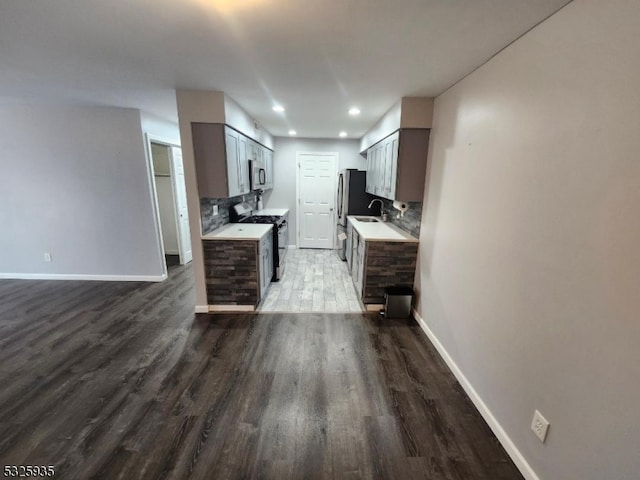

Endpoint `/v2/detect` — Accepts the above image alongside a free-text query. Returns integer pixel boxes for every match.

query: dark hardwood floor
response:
[0,265,523,479]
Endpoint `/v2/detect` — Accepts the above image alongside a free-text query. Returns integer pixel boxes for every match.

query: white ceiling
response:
[0,0,572,138]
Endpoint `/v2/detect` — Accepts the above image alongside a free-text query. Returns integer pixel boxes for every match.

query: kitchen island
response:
[202,223,273,311]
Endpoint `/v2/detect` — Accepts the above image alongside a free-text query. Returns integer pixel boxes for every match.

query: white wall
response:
[176,89,277,309]
[176,90,224,309]
[359,101,401,153]
[0,104,165,280]
[140,111,181,145]
[360,97,434,152]
[415,1,640,479]
[224,95,274,149]
[265,137,364,246]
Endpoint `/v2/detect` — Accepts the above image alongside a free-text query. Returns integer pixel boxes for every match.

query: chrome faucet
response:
[368,199,384,216]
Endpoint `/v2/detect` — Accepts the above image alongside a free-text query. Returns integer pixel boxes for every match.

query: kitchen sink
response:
[355,217,379,223]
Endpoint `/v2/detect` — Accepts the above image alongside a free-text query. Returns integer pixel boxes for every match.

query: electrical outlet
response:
[43,252,52,262]
[531,410,550,443]
[213,205,219,216]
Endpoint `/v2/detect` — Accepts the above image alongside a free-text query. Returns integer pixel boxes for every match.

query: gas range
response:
[231,203,286,224]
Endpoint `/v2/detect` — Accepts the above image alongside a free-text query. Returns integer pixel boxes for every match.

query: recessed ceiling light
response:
[348,107,361,116]
[339,131,348,138]
[272,105,285,113]
[288,130,297,136]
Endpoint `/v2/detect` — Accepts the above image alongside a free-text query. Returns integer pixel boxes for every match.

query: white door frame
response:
[169,146,192,264]
[295,151,339,248]
[144,134,190,268]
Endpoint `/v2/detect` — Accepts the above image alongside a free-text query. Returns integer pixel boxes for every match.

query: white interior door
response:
[171,146,192,264]
[297,152,337,249]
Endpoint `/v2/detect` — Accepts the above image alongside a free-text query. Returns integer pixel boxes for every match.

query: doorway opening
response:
[146,135,192,273]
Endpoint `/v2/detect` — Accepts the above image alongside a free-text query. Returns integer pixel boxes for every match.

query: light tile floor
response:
[257,248,364,313]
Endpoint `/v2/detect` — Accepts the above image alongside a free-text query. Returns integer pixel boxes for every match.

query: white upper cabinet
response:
[226,129,242,197]
[264,148,274,190]
[382,131,398,199]
[252,140,261,162]
[226,126,250,196]
[365,149,374,193]
[388,133,399,200]
[191,123,275,198]
[365,129,428,202]
[366,134,391,199]
[361,97,433,202]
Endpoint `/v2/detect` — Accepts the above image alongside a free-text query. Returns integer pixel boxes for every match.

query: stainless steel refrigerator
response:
[336,169,379,260]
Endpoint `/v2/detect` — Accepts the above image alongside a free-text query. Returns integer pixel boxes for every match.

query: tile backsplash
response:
[200,193,421,239]
[200,194,258,235]
[377,198,422,238]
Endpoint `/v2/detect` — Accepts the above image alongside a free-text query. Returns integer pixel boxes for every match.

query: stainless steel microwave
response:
[250,160,267,190]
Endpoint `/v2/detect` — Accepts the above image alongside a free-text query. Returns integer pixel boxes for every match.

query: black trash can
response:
[383,286,414,318]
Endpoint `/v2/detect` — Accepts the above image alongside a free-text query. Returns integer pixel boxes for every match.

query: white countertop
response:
[348,216,419,243]
[202,223,272,240]
[253,208,289,217]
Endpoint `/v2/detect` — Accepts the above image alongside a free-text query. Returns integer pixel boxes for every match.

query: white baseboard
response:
[195,305,210,313]
[0,272,167,282]
[412,309,539,480]
[164,250,179,255]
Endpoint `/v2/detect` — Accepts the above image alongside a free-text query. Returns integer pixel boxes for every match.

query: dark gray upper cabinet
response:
[365,128,430,202]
